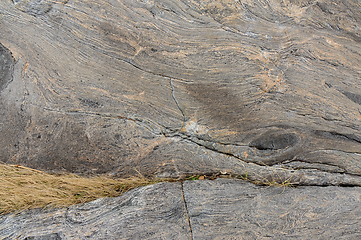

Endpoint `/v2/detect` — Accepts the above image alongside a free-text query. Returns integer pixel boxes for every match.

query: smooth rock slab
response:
[0,182,191,239]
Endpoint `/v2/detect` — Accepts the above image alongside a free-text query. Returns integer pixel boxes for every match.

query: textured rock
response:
[2,1,361,238]
[1,179,361,239]
[184,178,361,239]
[0,43,14,92]
[0,182,191,239]
[1,0,361,185]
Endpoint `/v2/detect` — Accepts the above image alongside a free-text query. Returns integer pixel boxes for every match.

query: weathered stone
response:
[0,43,14,92]
[11,0,68,16]
[184,178,361,239]
[1,179,361,239]
[0,182,191,239]
[1,0,361,185]
[2,0,361,238]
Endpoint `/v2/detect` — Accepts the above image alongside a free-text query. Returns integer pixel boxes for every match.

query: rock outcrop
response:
[1,179,361,239]
[1,0,361,237]
[1,0,361,185]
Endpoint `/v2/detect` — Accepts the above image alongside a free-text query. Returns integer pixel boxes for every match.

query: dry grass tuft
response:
[0,164,163,215]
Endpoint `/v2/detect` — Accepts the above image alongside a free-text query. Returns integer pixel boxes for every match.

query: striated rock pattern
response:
[0,182,192,239]
[1,0,361,186]
[0,43,14,92]
[184,179,361,239]
[1,179,361,239]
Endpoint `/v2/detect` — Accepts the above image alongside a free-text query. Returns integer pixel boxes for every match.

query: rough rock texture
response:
[0,182,192,239]
[184,178,361,239]
[1,179,361,239]
[2,0,361,238]
[2,0,361,186]
[1,0,361,185]
[0,42,14,92]
[2,0,361,237]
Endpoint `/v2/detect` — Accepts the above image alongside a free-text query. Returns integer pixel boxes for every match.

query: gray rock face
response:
[1,0,361,187]
[2,1,361,237]
[1,179,361,239]
[0,43,14,92]
[184,179,361,239]
[0,182,191,239]
[11,0,68,16]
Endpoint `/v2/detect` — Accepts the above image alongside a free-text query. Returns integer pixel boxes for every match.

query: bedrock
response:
[1,179,361,239]
[1,0,361,185]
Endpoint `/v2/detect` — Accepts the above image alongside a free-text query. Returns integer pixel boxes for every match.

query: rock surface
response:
[185,179,361,239]
[0,182,192,239]
[1,0,361,237]
[1,179,361,239]
[1,0,361,185]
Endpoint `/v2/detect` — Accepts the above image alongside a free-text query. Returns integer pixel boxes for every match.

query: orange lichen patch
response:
[257,69,286,93]
[283,4,307,22]
[208,129,238,139]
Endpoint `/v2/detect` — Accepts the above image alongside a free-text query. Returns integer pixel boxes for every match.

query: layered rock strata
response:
[1,0,361,186]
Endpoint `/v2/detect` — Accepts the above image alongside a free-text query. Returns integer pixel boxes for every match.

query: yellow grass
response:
[0,164,163,215]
